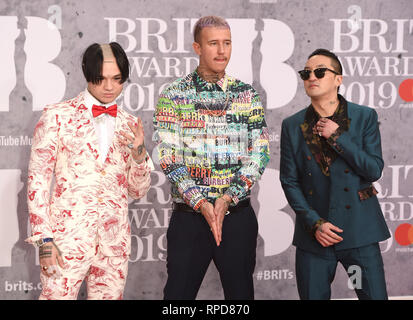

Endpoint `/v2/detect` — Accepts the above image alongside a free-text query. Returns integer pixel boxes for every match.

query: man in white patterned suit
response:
[26,42,153,299]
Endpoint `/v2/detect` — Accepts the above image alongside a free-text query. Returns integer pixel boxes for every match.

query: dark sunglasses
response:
[298,67,340,80]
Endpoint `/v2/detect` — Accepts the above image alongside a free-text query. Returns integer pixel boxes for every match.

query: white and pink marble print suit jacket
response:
[26,91,151,258]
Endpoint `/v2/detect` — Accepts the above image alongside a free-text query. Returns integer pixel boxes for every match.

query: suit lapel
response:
[72,92,102,164]
[71,92,130,167]
[300,106,330,174]
[299,97,352,176]
[102,108,128,166]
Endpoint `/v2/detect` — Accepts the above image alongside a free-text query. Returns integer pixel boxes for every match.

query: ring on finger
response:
[127,143,134,149]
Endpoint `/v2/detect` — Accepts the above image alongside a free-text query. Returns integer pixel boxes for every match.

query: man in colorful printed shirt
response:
[153,16,270,300]
[280,48,390,299]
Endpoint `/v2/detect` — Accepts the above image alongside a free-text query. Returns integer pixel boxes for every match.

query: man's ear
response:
[192,41,201,56]
[335,74,343,88]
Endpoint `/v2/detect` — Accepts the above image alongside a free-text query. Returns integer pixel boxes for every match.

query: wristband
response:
[34,238,53,247]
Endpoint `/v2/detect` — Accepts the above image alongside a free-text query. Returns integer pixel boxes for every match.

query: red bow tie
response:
[92,104,118,118]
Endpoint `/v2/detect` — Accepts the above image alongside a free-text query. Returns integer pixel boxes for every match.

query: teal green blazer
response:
[280,100,390,256]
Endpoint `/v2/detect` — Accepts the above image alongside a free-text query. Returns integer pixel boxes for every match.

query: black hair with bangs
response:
[81,42,129,84]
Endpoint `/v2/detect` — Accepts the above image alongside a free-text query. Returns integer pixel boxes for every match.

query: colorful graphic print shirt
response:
[153,70,270,210]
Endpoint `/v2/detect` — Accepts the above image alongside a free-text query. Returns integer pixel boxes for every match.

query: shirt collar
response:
[193,69,229,93]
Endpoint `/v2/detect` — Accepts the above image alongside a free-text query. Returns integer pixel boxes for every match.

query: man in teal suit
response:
[280,48,390,300]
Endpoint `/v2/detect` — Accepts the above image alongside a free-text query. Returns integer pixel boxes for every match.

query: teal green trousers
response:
[296,243,388,300]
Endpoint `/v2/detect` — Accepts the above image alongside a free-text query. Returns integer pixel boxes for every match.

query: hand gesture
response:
[213,195,231,245]
[200,201,221,246]
[39,242,66,279]
[119,118,146,163]
[315,118,339,139]
[315,222,343,247]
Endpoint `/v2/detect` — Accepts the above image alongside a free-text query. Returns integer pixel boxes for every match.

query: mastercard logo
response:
[394,223,413,246]
[399,79,413,102]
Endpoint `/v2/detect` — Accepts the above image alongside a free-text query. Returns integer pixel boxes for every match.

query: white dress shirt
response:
[84,89,119,164]
[83,89,155,170]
